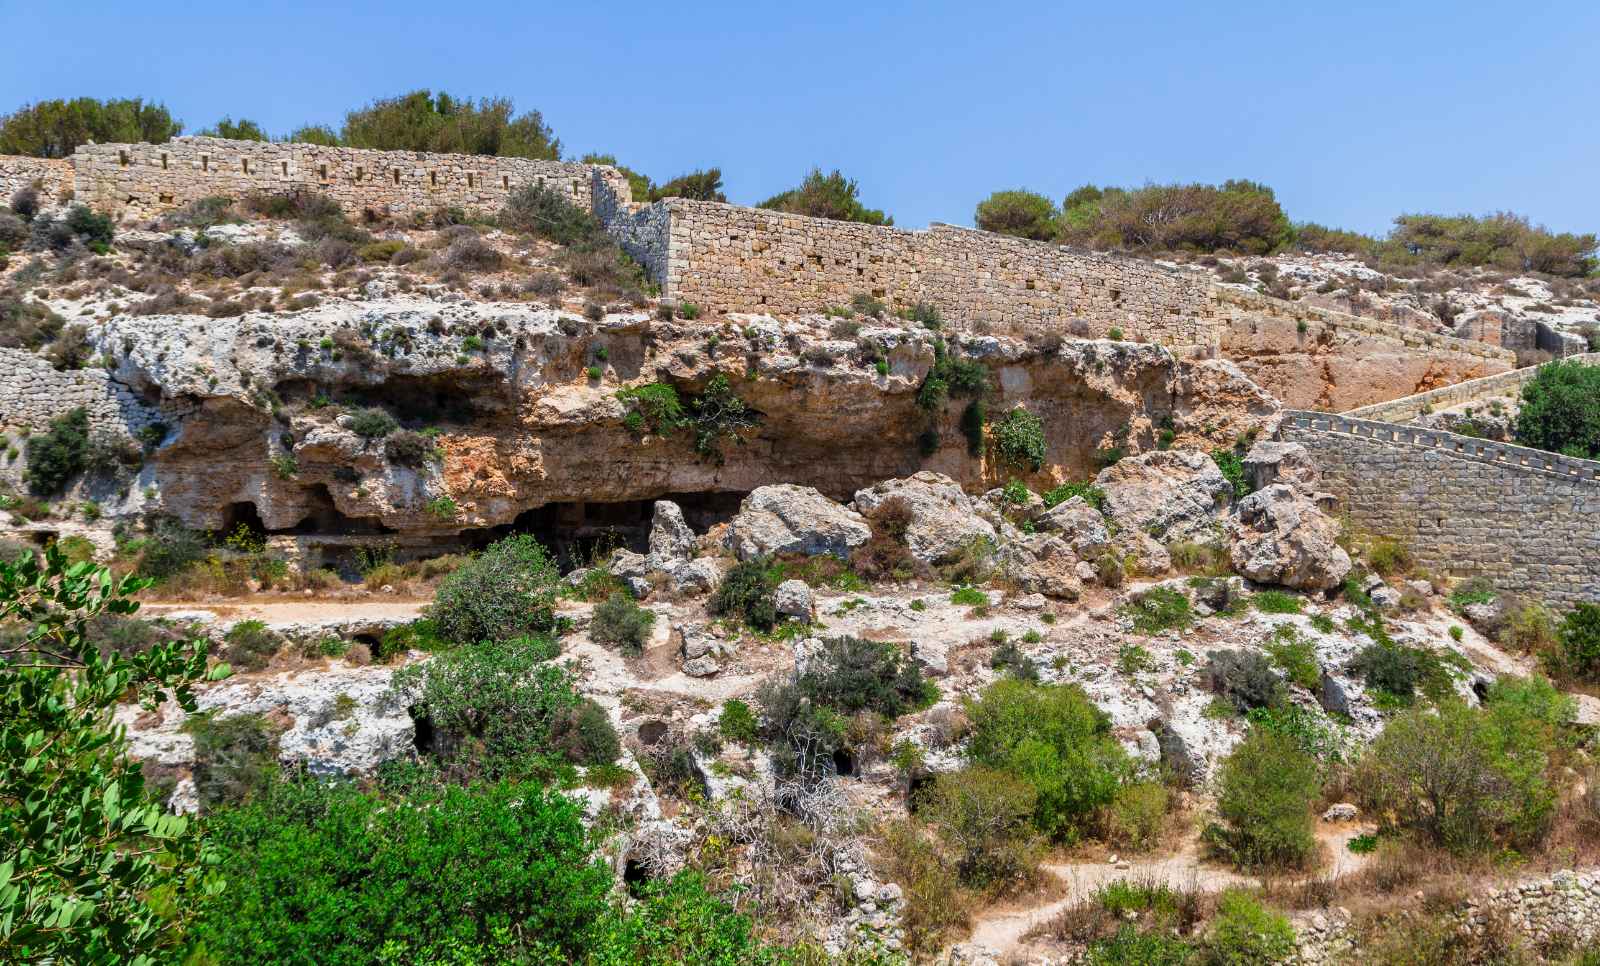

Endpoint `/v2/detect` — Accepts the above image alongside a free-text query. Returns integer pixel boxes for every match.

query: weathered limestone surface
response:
[0,156,74,206]
[1281,410,1600,608]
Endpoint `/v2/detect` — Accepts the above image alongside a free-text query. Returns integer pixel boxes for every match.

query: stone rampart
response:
[69,136,631,221]
[1344,352,1600,422]
[1279,410,1600,609]
[0,156,74,208]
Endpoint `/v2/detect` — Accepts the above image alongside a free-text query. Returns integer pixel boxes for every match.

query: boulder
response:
[667,559,720,595]
[682,655,721,678]
[1149,719,1201,788]
[1227,484,1352,591]
[774,579,815,620]
[1038,496,1110,557]
[1094,450,1232,543]
[1318,671,1352,716]
[726,485,871,561]
[997,534,1082,601]
[1241,440,1321,493]
[647,500,696,568]
[853,472,1005,565]
[610,549,650,581]
[1321,803,1359,822]
[1370,584,1402,612]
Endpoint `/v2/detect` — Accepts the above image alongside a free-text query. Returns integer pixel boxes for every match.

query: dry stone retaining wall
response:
[1345,352,1600,422]
[0,156,74,208]
[1280,410,1600,609]
[70,136,631,222]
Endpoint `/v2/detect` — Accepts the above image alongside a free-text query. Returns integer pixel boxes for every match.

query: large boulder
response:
[773,579,815,620]
[725,485,871,561]
[1038,496,1110,558]
[647,500,696,569]
[853,472,1006,565]
[996,534,1082,600]
[1228,484,1351,591]
[1241,440,1321,493]
[1094,450,1232,544]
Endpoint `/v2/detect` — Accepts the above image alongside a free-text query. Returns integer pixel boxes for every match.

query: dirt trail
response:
[143,598,428,625]
[965,825,1373,960]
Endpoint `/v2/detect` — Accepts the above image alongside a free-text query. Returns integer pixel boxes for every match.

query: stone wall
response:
[649,200,1222,346]
[69,136,631,222]
[1215,287,1516,411]
[1344,352,1600,423]
[0,156,74,208]
[1296,868,1600,963]
[1280,410,1600,609]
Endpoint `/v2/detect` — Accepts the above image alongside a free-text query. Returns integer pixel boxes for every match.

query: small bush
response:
[992,406,1047,472]
[709,558,777,631]
[1365,535,1414,576]
[924,765,1040,887]
[1514,358,1600,459]
[384,429,439,467]
[221,619,281,672]
[347,406,399,440]
[1207,649,1285,712]
[589,591,655,656]
[1253,589,1301,614]
[990,639,1040,682]
[950,585,989,607]
[974,189,1059,240]
[1205,729,1318,870]
[1263,631,1319,690]
[1346,638,1435,704]
[1201,890,1297,965]
[547,698,621,766]
[1042,480,1105,511]
[1210,447,1249,499]
[1102,781,1170,853]
[24,406,89,496]
[756,167,891,225]
[428,534,561,646]
[1123,587,1192,635]
[876,820,966,957]
[718,699,759,743]
[184,712,283,811]
[1554,601,1600,682]
[799,635,932,719]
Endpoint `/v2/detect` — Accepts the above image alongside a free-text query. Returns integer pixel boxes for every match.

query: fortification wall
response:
[1280,410,1600,609]
[1216,287,1515,411]
[69,136,631,221]
[1344,352,1600,422]
[0,348,168,488]
[652,200,1221,345]
[0,156,74,208]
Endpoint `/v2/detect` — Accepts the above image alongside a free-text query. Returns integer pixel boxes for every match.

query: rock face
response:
[647,500,696,568]
[852,472,1006,564]
[1242,440,1321,492]
[725,485,871,561]
[1095,450,1232,544]
[1038,496,1110,558]
[996,534,1083,600]
[1228,484,1352,590]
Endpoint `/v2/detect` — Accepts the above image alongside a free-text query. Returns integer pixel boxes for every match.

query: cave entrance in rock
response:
[471,491,747,571]
[220,501,266,536]
[282,484,395,536]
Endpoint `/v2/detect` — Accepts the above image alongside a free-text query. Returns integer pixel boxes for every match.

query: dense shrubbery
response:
[974,189,1058,240]
[184,711,282,811]
[590,590,655,655]
[992,406,1047,472]
[339,89,560,158]
[1356,698,1559,852]
[1387,212,1597,277]
[428,534,561,646]
[758,168,892,225]
[1205,729,1319,870]
[0,97,181,157]
[964,679,1133,841]
[1059,180,1293,255]
[1206,648,1286,712]
[710,558,779,630]
[199,116,267,141]
[922,765,1040,887]
[1514,360,1600,459]
[797,635,933,718]
[500,183,649,301]
[1554,602,1600,682]
[191,776,609,963]
[23,406,89,496]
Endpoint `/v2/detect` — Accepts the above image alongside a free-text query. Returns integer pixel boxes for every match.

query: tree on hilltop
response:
[758,168,891,225]
[339,90,560,159]
[0,97,182,157]
[974,189,1059,240]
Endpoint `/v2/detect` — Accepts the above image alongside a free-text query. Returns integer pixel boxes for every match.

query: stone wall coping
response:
[1344,353,1600,421]
[1283,408,1600,483]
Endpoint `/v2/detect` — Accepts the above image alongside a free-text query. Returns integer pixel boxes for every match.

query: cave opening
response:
[832,748,856,778]
[408,706,436,755]
[467,491,747,571]
[623,857,652,898]
[906,771,936,811]
[282,484,395,536]
[220,501,266,535]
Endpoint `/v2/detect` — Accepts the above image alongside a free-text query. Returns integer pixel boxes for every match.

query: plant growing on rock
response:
[992,406,1047,472]
[1122,586,1192,635]
[1207,648,1286,712]
[710,558,778,631]
[589,591,655,656]
[798,635,934,719]
[23,406,88,496]
[347,406,399,440]
[428,534,561,646]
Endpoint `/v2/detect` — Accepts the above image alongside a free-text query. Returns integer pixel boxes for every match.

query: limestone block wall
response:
[647,200,1222,346]
[0,156,74,208]
[70,136,631,222]
[1344,352,1600,423]
[0,348,169,488]
[1280,410,1600,609]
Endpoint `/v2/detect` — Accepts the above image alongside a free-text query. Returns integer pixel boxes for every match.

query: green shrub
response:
[718,699,759,743]
[616,381,684,435]
[709,558,778,630]
[799,635,932,718]
[357,239,405,262]
[339,90,560,158]
[950,585,989,607]
[1346,637,1442,705]
[548,698,621,766]
[974,189,1059,241]
[347,406,399,440]
[1200,890,1297,965]
[1263,631,1319,690]
[24,406,88,496]
[1554,601,1600,682]
[1123,586,1192,635]
[993,406,1047,472]
[1387,211,1596,277]
[756,167,891,225]
[1042,480,1105,511]
[65,204,114,251]
[391,637,587,780]
[0,96,181,158]
[183,711,283,811]
[1514,360,1600,458]
[589,591,655,656]
[965,679,1132,841]
[1087,925,1194,965]
[1253,590,1301,614]
[924,765,1040,887]
[384,429,440,467]
[1356,700,1556,852]
[1210,447,1249,499]
[134,515,207,579]
[1206,649,1285,712]
[590,871,783,965]
[1102,780,1170,853]
[990,638,1040,682]
[1205,729,1318,870]
[221,619,281,672]
[428,534,561,646]
[1059,179,1293,255]
[192,777,608,964]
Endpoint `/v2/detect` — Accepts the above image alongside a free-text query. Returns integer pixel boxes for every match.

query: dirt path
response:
[143,598,428,625]
[965,825,1374,959]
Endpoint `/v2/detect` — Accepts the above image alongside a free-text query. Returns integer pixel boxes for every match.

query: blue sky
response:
[3,0,1596,236]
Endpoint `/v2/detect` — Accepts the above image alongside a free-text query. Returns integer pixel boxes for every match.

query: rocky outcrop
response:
[1228,484,1352,590]
[852,472,1008,564]
[1037,496,1110,558]
[1095,450,1232,544]
[1242,439,1321,492]
[726,485,871,561]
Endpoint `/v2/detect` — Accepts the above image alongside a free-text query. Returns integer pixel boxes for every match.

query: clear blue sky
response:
[4,0,1596,237]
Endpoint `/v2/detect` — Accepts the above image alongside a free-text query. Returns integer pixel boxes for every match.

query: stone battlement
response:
[1344,352,1600,422]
